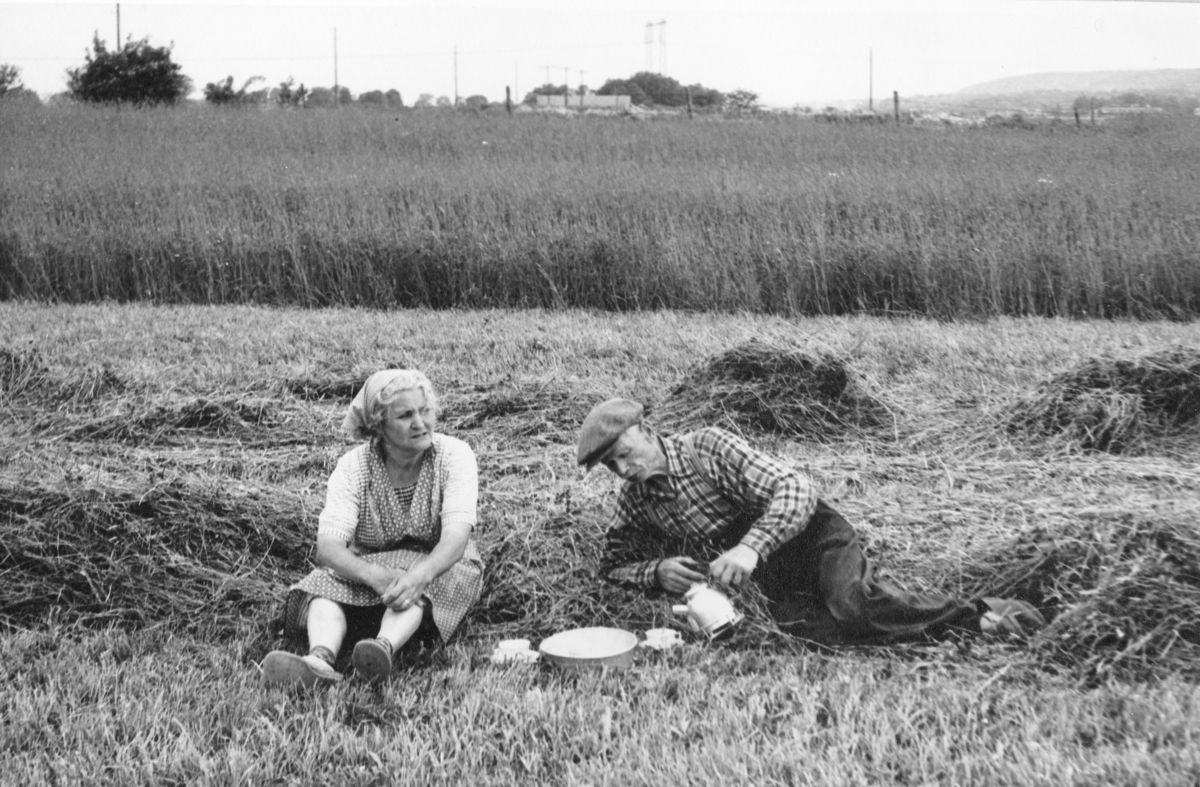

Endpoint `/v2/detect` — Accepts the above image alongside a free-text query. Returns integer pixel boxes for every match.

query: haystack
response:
[957,507,1200,683]
[656,337,888,438]
[1007,347,1200,453]
[0,473,308,644]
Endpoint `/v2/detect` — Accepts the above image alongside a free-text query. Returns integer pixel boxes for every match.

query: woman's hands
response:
[380,566,433,612]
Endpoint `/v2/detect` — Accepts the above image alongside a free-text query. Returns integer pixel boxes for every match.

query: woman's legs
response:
[306,596,349,655]
[376,604,425,651]
[262,595,347,687]
[352,603,426,681]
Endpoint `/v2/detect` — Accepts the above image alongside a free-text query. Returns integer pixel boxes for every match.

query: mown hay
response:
[0,475,310,643]
[0,346,125,405]
[1008,347,1200,453]
[958,509,1200,683]
[54,396,310,447]
[470,511,784,646]
[442,380,598,445]
[1,346,52,398]
[656,337,889,438]
[285,359,414,401]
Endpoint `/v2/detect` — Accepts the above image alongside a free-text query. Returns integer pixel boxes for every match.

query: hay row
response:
[12,340,1198,457]
[1,346,127,407]
[955,504,1200,683]
[0,474,310,641]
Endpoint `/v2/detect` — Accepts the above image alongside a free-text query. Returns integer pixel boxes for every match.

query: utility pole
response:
[116,3,120,46]
[333,28,339,108]
[659,20,667,76]
[869,48,873,113]
[578,69,586,101]
[563,66,569,107]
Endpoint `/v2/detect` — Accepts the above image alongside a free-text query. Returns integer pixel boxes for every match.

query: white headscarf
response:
[341,369,436,441]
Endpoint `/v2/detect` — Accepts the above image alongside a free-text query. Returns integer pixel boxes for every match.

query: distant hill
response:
[961,69,1200,96]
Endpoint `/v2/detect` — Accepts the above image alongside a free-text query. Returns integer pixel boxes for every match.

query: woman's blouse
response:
[317,433,478,556]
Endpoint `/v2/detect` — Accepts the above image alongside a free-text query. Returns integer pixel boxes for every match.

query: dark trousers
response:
[753,501,982,645]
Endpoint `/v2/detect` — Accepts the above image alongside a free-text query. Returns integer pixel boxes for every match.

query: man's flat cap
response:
[577,398,644,470]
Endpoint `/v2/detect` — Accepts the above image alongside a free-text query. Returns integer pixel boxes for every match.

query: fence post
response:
[506,86,513,115]
[893,91,899,123]
[687,86,693,119]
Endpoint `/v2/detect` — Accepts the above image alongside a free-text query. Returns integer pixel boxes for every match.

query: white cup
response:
[644,628,682,648]
[497,638,531,653]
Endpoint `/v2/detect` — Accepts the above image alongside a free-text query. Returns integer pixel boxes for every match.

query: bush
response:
[67,34,190,105]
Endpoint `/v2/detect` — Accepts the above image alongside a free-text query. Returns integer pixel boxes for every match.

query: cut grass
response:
[1007,346,1200,454]
[2,303,1199,784]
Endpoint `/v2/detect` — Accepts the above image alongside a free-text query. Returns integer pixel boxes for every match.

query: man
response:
[578,398,1046,644]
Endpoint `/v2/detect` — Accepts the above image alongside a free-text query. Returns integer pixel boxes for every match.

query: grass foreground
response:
[1,302,1199,786]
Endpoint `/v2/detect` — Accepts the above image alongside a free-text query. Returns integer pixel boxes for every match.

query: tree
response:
[435,96,451,108]
[726,88,759,113]
[463,94,489,110]
[66,34,190,105]
[0,64,23,94]
[276,77,308,107]
[415,93,434,108]
[385,89,403,108]
[203,75,264,105]
[686,83,724,109]
[307,87,335,107]
[596,72,724,108]
[0,64,39,103]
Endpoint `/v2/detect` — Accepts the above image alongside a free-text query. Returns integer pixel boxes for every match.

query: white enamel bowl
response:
[538,627,638,670]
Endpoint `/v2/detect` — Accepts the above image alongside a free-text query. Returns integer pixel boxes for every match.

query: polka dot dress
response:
[292,434,483,638]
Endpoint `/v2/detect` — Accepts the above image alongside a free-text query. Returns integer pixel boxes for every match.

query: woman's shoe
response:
[261,651,343,687]
[352,638,394,682]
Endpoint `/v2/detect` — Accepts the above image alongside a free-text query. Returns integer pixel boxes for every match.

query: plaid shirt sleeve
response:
[692,427,817,559]
[598,489,665,590]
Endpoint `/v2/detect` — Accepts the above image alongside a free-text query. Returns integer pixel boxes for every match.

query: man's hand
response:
[709,544,759,588]
[655,557,707,595]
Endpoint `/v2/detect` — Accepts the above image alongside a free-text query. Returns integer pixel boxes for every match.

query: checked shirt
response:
[600,427,818,590]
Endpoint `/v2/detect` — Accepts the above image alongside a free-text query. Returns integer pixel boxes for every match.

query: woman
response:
[263,369,483,686]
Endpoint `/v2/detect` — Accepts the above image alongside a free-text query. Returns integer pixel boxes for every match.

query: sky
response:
[1,0,1199,107]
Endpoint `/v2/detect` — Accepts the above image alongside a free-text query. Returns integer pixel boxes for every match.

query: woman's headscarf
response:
[341,369,436,442]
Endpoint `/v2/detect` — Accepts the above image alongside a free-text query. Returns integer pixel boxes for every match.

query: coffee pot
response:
[672,583,744,640]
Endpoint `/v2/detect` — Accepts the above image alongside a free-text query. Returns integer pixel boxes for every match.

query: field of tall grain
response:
[3,102,1199,318]
[3,302,1199,785]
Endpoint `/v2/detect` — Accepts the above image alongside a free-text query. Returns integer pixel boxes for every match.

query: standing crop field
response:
[2,103,1199,318]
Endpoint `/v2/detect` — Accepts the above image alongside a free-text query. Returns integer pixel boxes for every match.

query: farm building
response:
[536,92,631,109]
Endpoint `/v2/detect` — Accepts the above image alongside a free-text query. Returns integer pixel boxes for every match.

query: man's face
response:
[601,426,664,483]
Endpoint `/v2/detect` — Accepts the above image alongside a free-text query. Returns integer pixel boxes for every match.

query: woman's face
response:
[381,388,435,457]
